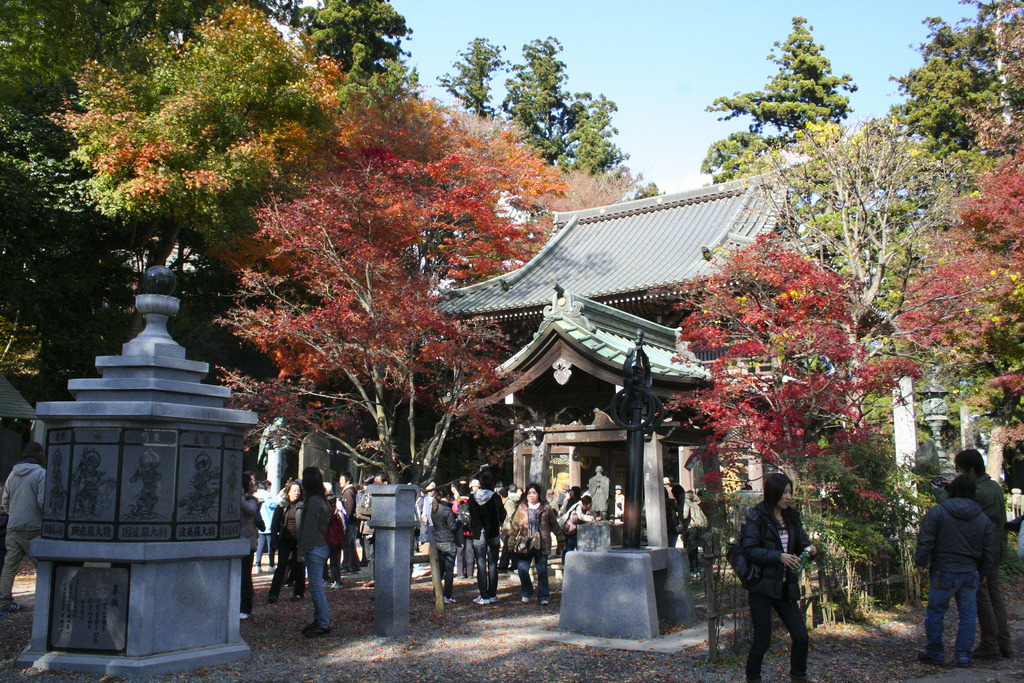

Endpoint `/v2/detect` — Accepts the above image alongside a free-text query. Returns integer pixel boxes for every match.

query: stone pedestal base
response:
[18,538,250,676]
[559,547,694,639]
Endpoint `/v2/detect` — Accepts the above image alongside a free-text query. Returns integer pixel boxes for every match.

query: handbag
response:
[727,540,760,588]
[514,531,541,554]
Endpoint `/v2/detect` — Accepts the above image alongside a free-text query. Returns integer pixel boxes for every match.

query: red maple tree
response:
[918,151,1024,474]
[224,87,561,484]
[671,234,916,488]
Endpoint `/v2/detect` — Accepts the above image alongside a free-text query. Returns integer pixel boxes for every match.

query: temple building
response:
[442,178,776,535]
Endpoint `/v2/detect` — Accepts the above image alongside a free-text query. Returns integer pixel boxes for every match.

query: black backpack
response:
[456,499,472,532]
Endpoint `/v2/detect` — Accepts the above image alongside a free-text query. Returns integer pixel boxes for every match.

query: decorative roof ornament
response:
[542,283,593,331]
[552,358,573,385]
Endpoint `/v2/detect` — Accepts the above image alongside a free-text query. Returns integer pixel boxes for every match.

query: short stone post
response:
[368,484,418,637]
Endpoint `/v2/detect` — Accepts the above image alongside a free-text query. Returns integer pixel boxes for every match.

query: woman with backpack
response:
[509,482,565,605]
[739,473,817,683]
[297,467,332,638]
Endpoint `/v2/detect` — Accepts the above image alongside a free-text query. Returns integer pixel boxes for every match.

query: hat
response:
[615,484,622,490]
[469,479,481,488]
[424,481,436,492]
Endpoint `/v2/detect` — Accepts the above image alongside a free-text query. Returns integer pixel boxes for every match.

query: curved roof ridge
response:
[552,177,754,226]
[443,215,580,298]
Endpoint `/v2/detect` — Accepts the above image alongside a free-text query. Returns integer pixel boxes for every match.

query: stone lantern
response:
[920,379,953,476]
[18,266,257,676]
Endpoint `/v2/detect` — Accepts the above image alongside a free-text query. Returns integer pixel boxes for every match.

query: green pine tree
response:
[702,17,856,182]
[891,1,1023,156]
[305,0,409,74]
[439,38,506,117]
[502,37,625,174]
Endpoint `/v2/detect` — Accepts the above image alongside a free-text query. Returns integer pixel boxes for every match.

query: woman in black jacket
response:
[267,480,304,603]
[739,473,817,683]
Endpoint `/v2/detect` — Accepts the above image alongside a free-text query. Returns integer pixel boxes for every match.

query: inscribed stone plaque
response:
[49,565,129,652]
[220,439,241,539]
[118,430,176,541]
[43,432,72,524]
[176,439,222,540]
[67,439,119,540]
[43,431,73,530]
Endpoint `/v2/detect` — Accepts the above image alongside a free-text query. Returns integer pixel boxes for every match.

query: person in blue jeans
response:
[915,474,995,667]
[467,470,506,604]
[297,467,332,638]
[509,482,565,605]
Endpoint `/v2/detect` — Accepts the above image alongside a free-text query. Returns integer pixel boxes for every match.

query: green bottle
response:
[796,549,812,574]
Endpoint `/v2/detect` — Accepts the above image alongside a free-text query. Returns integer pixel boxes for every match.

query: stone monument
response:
[367,484,418,637]
[559,331,694,640]
[18,266,257,676]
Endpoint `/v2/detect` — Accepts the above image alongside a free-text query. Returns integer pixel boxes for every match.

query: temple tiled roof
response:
[498,290,709,393]
[0,375,35,419]
[443,178,774,316]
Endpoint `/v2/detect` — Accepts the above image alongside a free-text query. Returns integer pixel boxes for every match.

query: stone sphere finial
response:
[142,266,176,296]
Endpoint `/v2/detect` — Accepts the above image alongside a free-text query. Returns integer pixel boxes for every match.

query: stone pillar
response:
[644,433,667,548]
[299,433,330,483]
[265,448,285,495]
[19,267,256,676]
[893,376,917,469]
[368,484,418,637]
[960,405,973,450]
[528,434,551,491]
[747,454,764,491]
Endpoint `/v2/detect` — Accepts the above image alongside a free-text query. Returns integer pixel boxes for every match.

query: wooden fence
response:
[697,542,916,662]
[693,493,918,663]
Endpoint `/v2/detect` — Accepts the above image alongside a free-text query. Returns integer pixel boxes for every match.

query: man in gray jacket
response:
[1,442,46,615]
[915,474,995,668]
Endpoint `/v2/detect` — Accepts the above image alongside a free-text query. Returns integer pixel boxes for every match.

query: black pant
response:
[436,542,457,598]
[269,535,304,599]
[241,551,254,614]
[455,535,475,577]
[498,532,513,570]
[746,591,808,680]
[342,525,360,572]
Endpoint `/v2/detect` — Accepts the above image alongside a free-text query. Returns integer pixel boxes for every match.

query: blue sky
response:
[390,1,975,194]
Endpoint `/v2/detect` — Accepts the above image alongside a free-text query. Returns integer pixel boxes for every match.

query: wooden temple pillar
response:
[512,428,528,491]
[528,433,551,491]
[569,447,581,488]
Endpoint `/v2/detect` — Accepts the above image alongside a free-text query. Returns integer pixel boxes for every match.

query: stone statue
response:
[588,466,610,520]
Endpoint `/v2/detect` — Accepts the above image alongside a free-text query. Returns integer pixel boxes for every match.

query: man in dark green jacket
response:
[954,449,1011,660]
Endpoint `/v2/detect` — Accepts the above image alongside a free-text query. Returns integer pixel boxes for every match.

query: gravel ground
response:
[2,567,1023,683]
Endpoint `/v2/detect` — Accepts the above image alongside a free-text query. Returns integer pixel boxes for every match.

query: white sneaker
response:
[521,597,531,603]
[472,595,487,605]
[539,598,549,606]
[444,597,456,604]
[487,596,499,603]
[239,612,249,620]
